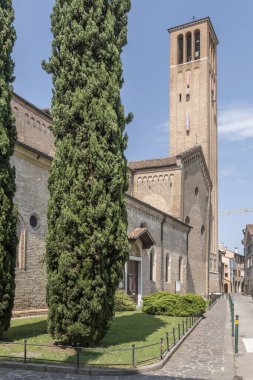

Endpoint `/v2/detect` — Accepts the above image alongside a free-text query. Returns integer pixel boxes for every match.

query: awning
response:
[128,228,156,249]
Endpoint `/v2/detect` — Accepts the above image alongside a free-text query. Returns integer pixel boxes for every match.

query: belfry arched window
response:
[186,32,192,62]
[178,34,184,64]
[194,30,200,60]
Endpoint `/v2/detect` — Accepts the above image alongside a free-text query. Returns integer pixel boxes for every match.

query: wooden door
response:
[127,261,138,303]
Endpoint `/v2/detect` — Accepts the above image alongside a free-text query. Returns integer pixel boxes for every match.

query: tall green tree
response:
[0,0,17,337]
[43,0,131,345]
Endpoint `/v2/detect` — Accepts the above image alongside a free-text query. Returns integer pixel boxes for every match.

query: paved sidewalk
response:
[153,298,234,380]
[0,299,234,380]
[232,293,253,380]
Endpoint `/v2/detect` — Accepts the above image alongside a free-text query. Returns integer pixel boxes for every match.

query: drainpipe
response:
[207,187,212,298]
[161,216,166,291]
[186,228,189,293]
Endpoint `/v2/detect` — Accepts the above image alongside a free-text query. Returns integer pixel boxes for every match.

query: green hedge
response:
[114,290,136,312]
[142,292,206,317]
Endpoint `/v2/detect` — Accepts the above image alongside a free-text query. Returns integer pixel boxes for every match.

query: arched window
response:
[179,256,183,282]
[165,253,171,283]
[150,248,156,281]
[186,32,192,62]
[178,34,184,64]
[16,214,26,269]
[194,30,200,60]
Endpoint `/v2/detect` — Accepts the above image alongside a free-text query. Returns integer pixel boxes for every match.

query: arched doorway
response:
[224,283,228,293]
[127,242,141,304]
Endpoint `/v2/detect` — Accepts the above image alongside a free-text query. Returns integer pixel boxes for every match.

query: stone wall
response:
[11,150,50,310]
[182,154,210,296]
[127,196,189,296]
[12,94,55,157]
[130,167,183,219]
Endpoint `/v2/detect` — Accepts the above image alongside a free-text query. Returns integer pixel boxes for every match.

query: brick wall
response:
[11,152,50,310]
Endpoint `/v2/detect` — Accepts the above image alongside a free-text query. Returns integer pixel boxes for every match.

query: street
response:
[233,293,253,380]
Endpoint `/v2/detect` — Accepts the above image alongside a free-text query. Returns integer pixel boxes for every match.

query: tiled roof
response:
[128,157,177,171]
[128,146,204,171]
[16,141,53,161]
[176,145,201,158]
[128,227,156,249]
[128,228,146,240]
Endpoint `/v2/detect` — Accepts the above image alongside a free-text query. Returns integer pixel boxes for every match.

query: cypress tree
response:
[0,0,17,337]
[43,0,131,345]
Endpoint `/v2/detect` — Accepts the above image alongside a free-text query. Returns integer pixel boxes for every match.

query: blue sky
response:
[12,0,253,253]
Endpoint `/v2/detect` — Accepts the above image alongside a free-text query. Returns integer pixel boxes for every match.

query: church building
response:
[12,17,219,314]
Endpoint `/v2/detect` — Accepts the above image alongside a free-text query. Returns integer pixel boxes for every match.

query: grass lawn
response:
[0,310,184,367]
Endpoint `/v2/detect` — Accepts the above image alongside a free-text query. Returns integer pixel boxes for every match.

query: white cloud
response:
[220,166,236,178]
[160,120,169,130]
[219,104,253,140]
[153,120,169,146]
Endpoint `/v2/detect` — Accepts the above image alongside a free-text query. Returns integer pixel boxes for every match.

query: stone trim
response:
[126,194,191,234]
[14,143,52,170]
[177,146,212,189]
[168,17,219,44]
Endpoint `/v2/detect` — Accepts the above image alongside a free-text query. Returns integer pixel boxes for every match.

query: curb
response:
[0,317,202,376]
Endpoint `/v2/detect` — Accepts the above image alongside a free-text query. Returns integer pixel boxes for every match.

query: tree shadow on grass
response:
[1,320,48,342]
[0,312,185,368]
[99,311,168,347]
[1,312,175,347]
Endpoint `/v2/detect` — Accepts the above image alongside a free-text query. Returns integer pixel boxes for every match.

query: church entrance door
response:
[127,260,138,304]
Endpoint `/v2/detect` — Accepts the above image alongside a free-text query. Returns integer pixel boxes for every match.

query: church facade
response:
[12,17,219,313]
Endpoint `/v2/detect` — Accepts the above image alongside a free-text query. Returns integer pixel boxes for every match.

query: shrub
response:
[142,292,206,317]
[114,290,136,312]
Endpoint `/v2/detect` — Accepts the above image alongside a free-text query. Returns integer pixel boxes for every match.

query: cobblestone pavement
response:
[0,299,232,380]
[152,298,229,380]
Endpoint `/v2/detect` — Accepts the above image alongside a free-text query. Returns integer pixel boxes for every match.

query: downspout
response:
[186,228,189,293]
[161,216,166,291]
[207,186,212,298]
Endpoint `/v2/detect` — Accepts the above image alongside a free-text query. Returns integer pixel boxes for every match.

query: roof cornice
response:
[13,93,52,123]
[126,193,191,232]
[168,17,219,45]
[177,145,212,189]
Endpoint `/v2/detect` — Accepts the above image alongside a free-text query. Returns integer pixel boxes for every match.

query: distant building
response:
[219,245,244,293]
[242,225,253,295]
[234,251,244,293]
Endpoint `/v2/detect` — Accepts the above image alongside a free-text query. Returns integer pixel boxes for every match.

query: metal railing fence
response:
[0,315,201,368]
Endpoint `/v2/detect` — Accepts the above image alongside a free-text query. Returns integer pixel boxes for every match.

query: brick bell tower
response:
[168,17,219,292]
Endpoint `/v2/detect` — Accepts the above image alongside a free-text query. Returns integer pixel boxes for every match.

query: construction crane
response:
[220,208,253,216]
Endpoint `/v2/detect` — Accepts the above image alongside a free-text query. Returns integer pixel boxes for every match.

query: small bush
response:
[114,290,136,312]
[142,292,206,317]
